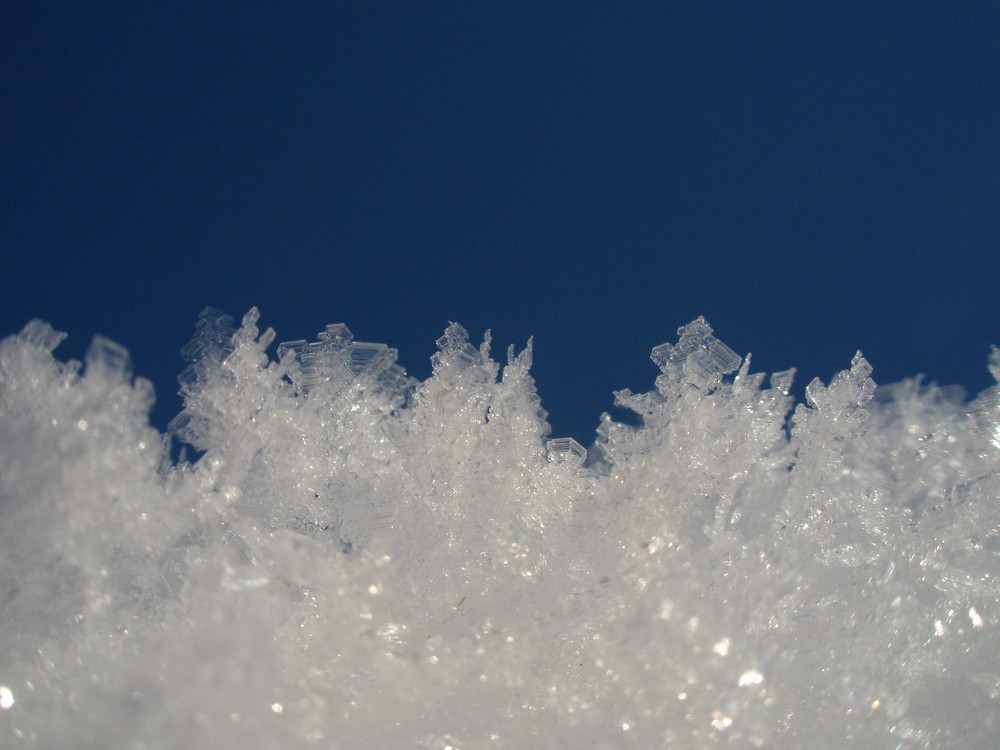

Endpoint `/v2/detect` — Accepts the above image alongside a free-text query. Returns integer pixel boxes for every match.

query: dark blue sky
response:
[3,3,998,444]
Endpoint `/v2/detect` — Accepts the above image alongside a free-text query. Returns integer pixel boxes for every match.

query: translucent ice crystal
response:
[650,315,741,390]
[546,436,587,467]
[1,311,998,750]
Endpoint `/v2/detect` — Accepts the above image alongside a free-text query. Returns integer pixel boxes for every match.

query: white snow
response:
[0,309,997,749]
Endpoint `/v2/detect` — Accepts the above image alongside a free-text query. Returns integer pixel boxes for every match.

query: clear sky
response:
[3,3,998,444]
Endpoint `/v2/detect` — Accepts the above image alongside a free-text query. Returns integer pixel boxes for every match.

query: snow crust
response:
[1,309,998,749]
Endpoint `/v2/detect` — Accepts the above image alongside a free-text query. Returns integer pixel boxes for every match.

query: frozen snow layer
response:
[0,309,998,749]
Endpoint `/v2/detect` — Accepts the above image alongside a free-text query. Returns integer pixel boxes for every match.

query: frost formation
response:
[1,309,998,749]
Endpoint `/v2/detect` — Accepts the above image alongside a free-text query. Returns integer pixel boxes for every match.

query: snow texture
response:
[1,309,998,749]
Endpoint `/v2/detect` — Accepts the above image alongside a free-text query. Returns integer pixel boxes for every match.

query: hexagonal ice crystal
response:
[546,437,587,467]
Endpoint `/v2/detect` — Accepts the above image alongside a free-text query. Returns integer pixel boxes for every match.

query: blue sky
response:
[3,3,998,444]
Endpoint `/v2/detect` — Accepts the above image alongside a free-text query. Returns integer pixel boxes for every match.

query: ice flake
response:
[84,335,132,383]
[434,322,481,365]
[650,316,741,390]
[18,319,67,352]
[769,368,796,396]
[988,345,1000,385]
[277,322,411,396]
[546,437,587,467]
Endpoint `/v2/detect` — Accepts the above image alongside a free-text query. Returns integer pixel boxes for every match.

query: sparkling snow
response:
[0,309,997,748]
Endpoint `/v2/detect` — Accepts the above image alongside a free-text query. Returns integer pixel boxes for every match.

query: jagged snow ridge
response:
[0,308,998,749]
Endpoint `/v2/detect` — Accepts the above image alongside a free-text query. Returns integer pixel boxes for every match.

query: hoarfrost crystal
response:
[1,309,998,749]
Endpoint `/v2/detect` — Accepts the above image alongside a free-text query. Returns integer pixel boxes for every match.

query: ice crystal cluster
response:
[1,308,998,749]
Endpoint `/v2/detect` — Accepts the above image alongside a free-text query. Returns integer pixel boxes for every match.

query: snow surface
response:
[1,309,998,749]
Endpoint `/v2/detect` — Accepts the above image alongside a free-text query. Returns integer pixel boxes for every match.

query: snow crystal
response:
[1,308,998,749]
[546,437,587,467]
